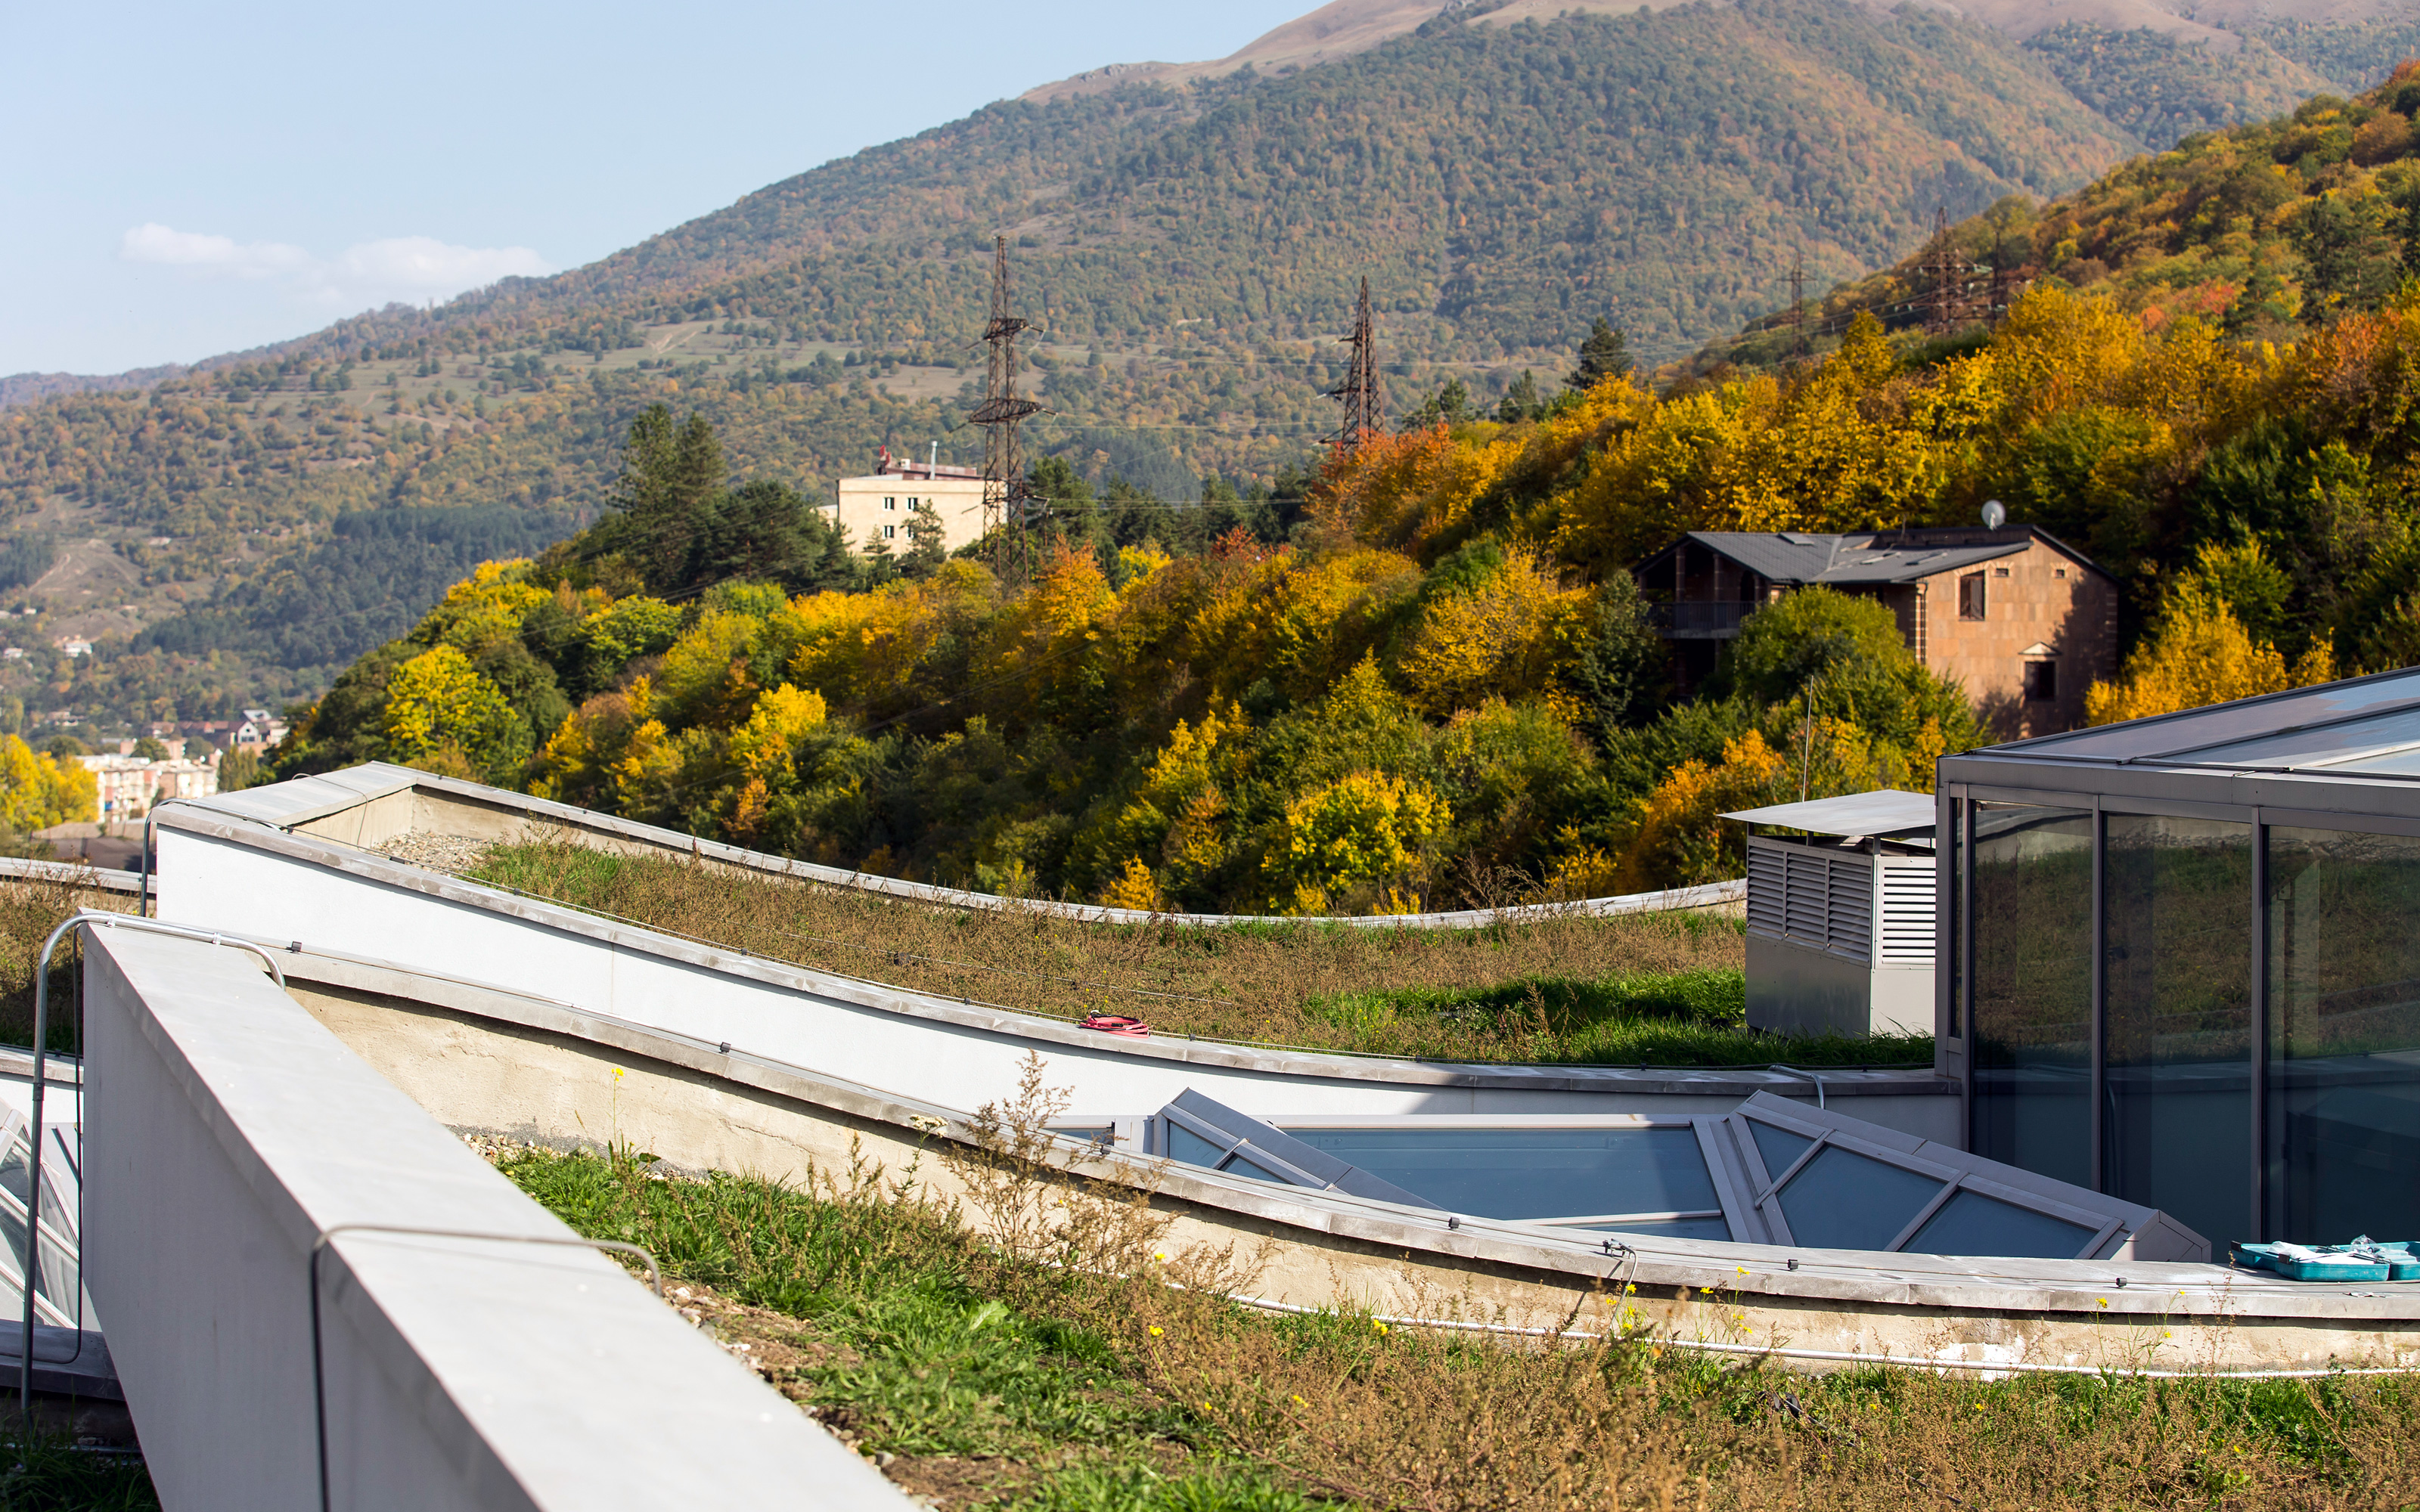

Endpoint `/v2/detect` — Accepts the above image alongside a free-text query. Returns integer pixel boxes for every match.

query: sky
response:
[3,0,1312,377]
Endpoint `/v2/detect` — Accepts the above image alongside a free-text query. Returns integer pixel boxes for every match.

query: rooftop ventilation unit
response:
[1724,790,1936,1038]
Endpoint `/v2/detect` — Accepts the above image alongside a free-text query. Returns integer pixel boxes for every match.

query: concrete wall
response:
[153,815,1960,1141]
[285,957,2420,1377]
[78,925,908,1512]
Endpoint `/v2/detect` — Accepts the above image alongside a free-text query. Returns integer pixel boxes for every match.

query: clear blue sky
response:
[4,1,1311,376]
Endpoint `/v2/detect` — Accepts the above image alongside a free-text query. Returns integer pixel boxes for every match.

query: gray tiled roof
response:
[1677,531,2030,585]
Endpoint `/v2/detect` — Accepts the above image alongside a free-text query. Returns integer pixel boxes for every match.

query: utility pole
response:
[1789,248,1808,359]
[1326,277,1385,456]
[970,235,1044,577]
[1989,215,2009,327]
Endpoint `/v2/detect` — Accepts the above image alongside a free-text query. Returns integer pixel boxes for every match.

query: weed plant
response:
[498,1124,2420,1512]
[468,839,1923,1067]
[0,1433,157,1512]
[0,876,138,1052]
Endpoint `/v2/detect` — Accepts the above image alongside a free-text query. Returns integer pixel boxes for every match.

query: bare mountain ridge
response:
[1026,0,2409,101]
[11,0,2420,411]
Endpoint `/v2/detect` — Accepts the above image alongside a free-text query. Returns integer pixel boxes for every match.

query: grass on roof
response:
[499,1134,2419,1512]
[465,838,1930,1069]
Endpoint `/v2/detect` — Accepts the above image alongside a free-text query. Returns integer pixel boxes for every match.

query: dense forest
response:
[269,64,2420,909]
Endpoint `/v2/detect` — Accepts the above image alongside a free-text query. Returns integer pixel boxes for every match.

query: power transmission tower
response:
[970,235,1044,574]
[1925,207,1962,336]
[1788,249,1808,358]
[1326,277,1385,454]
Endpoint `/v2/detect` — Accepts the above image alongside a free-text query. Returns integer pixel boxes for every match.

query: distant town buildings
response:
[79,751,219,818]
[234,709,287,754]
[826,446,987,557]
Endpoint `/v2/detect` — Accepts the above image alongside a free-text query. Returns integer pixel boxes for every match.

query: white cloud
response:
[119,223,552,309]
[120,223,311,278]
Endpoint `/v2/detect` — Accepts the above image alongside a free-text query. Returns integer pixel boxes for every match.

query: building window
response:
[883,523,896,539]
[2054,567,2068,579]
[2024,661,2058,702]
[1958,573,1987,619]
[1993,566,2011,578]
[908,497,919,509]
[883,496,897,510]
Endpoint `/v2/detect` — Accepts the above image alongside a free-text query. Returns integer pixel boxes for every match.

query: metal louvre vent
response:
[1826,857,1872,963]
[1876,862,1936,963]
[1746,846,1786,937]
[1781,851,1829,943]
[1747,838,1880,961]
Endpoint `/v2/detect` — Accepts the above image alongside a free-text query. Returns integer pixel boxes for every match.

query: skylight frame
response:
[1111,1091,2187,1260]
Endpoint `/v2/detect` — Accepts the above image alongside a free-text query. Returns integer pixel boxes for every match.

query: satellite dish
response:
[1981,499,2007,529]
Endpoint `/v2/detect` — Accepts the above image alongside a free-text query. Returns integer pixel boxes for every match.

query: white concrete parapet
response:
[79,924,910,1511]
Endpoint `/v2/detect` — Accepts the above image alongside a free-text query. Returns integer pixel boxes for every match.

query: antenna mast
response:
[1326,277,1385,454]
[970,235,1044,572]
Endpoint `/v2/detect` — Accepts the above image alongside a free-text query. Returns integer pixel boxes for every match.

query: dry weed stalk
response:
[945,1052,1258,1299]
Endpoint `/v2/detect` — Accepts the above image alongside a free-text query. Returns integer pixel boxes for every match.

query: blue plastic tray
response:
[2232,1240,2420,1281]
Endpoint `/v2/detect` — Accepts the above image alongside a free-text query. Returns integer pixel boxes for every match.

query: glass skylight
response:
[1112,1090,2198,1262]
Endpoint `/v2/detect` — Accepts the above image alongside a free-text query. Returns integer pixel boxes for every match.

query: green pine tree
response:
[1566,318,1634,392]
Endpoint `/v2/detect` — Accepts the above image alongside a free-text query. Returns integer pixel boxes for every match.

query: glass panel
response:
[1773,1146,1945,1250]
[2160,704,2420,771]
[1222,1153,1294,1185]
[2266,828,2420,1244]
[1969,804,2094,1188]
[2002,671,2420,762]
[1165,1123,1228,1170]
[1284,1127,1717,1222]
[1577,1216,1733,1241]
[2104,814,2251,1247]
[1906,1188,2096,1259]
[1747,1120,1814,1186]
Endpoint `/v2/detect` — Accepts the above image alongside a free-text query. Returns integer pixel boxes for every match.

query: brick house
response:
[1634,527,2119,736]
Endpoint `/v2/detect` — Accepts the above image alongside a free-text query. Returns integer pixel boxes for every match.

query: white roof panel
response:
[1720,789,1937,837]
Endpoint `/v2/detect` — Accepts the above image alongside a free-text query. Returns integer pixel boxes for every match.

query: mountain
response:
[268,68,2420,912]
[6,0,2420,736]
[1696,52,2420,370]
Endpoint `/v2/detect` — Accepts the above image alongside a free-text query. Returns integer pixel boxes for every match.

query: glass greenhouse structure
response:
[1938,670,2420,1249]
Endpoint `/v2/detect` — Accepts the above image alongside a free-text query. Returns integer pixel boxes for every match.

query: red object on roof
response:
[1079,1013,1151,1038]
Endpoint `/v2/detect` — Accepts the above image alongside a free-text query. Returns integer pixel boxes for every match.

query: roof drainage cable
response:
[1221,1294,2411,1380]
[1767,1064,1828,1110]
[18,912,289,1424]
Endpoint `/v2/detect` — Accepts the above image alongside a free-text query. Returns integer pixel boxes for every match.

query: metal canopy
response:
[1720,789,1937,838]
[1975,666,2420,774]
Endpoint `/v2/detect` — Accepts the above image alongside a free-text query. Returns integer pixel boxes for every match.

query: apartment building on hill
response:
[826,447,987,557]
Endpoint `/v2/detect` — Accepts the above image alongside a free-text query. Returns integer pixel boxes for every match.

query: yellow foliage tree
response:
[383,646,528,780]
[1606,729,1802,894]
[1398,552,1590,717]
[1263,770,1447,915]
[411,559,551,655]
[0,736,95,832]
[2086,583,2336,724]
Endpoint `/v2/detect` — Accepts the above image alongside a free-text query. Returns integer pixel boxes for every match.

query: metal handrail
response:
[18,912,285,1424]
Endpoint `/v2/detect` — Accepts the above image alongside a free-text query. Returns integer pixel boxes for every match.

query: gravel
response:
[375,830,492,875]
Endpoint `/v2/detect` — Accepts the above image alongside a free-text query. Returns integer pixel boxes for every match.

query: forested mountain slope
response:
[8,0,2420,733]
